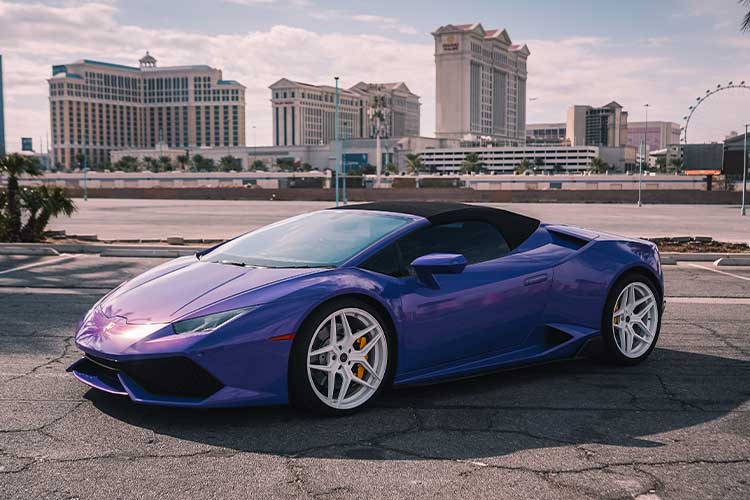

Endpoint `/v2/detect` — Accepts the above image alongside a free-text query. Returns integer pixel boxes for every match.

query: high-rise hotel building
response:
[432,23,529,145]
[48,53,245,168]
[269,78,420,146]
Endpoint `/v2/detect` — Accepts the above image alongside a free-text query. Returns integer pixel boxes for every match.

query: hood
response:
[99,257,322,324]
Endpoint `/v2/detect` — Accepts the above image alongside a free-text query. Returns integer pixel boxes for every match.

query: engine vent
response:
[548,229,589,250]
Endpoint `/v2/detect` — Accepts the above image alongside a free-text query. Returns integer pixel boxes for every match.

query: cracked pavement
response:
[0,255,748,499]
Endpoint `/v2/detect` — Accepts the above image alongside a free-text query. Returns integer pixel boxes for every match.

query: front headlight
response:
[172,306,257,335]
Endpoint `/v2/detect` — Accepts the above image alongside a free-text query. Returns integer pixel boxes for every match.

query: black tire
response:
[600,273,662,366]
[289,297,396,416]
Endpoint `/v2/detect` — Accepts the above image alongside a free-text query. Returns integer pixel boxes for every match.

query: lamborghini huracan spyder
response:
[69,202,664,414]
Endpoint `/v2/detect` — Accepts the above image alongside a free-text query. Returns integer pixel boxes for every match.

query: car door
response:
[394,220,551,373]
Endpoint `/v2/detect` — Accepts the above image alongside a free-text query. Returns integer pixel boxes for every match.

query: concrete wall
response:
[58,186,745,204]
[11,172,712,191]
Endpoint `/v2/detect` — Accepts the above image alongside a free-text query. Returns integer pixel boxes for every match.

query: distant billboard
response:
[682,144,722,175]
[21,137,33,151]
[343,153,369,169]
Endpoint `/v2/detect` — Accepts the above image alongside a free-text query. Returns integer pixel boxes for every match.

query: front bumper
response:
[67,349,288,408]
[68,308,294,408]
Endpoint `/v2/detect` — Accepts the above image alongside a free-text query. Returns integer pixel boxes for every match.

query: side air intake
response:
[544,326,574,347]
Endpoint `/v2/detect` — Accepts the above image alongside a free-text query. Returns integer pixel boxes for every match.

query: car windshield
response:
[201,210,413,268]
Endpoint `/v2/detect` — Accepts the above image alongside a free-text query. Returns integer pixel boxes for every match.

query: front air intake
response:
[121,357,224,399]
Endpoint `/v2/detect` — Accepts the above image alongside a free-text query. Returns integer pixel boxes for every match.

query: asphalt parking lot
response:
[1,254,748,499]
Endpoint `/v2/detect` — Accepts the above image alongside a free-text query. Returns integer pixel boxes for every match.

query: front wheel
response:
[289,299,393,415]
[601,275,662,365]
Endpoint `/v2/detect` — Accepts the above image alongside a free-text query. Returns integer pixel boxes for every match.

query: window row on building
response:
[48,54,246,168]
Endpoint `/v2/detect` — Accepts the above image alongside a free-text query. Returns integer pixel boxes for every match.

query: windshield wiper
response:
[215,259,247,267]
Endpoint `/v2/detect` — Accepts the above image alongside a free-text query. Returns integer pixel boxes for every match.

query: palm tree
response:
[461,152,485,174]
[405,153,423,175]
[157,156,174,172]
[534,158,546,173]
[589,157,609,174]
[515,159,532,175]
[114,156,139,172]
[219,155,241,172]
[0,154,42,241]
[655,157,667,173]
[742,0,750,31]
[669,157,683,172]
[176,154,189,171]
[251,159,267,171]
[19,186,76,242]
[192,154,215,172]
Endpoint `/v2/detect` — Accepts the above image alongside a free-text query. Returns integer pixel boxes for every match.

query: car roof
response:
[332,201,540,250]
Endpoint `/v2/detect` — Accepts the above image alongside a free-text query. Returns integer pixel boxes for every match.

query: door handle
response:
[524,273,548,286]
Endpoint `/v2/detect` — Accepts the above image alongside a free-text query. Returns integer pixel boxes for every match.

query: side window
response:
[359,244,406,277]
[398,221,510,267]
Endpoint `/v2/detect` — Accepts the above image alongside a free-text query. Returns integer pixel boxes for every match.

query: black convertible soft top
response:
[334,201,540,250]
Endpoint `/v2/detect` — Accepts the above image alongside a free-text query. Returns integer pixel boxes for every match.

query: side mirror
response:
[410,253,467,288]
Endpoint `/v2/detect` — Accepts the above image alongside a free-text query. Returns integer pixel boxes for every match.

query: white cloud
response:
[309,9,417,35]
[641,36,671,47]
[224,0,276,4]
[0,0,432,152]
[524,35,750,142]
[1,0,747,153]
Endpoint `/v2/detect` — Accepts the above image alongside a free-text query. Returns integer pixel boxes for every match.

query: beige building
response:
[626,121,681,153]
[349,82,420,138]
[526,122,568,145]
[566,102,628,147]
[432,23,529,145]
[269,79,420,146]
[48,53,246,169]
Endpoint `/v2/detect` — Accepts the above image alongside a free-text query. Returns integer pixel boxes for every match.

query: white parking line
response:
[0,286,109,295]
[0,254,77,275]
[685,263,750,283]
[666,296,750,305]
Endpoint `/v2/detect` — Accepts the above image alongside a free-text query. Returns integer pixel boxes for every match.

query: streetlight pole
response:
[252,125,257,170]
[83,133,88,202]
[638,104,649,207]
[334,77,340,207]
[342,121,347,205]
[742,123,748,216]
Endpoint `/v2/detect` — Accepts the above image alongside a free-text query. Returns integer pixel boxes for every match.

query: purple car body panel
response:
[69,206,663,408]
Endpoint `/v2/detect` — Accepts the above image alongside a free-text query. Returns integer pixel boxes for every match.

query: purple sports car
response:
[68,202,664,415]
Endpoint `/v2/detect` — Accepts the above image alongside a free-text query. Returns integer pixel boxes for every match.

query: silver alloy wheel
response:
[306,307,388,410]
[612,282,659,358]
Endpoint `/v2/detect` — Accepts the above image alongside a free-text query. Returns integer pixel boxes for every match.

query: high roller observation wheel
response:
[681,82,750,144]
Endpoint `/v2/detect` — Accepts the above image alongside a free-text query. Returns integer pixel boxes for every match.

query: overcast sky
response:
[1,0,749,152]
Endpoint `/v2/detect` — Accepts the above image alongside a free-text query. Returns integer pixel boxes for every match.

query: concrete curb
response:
[661,252,750,262]
[0,242,205,258]
[100,247,198,258]
[0,246,60,256]
[714,257,750,267]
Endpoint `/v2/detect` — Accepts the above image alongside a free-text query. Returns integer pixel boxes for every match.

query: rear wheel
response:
[601,275,662,365]
[289,299,393,415]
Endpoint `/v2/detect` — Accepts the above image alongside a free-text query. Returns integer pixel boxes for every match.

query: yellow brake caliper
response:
[356,336,368,378]
[613,297,620,326]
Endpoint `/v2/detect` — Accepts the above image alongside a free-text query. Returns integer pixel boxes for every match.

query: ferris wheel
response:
[681,81,750,144]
